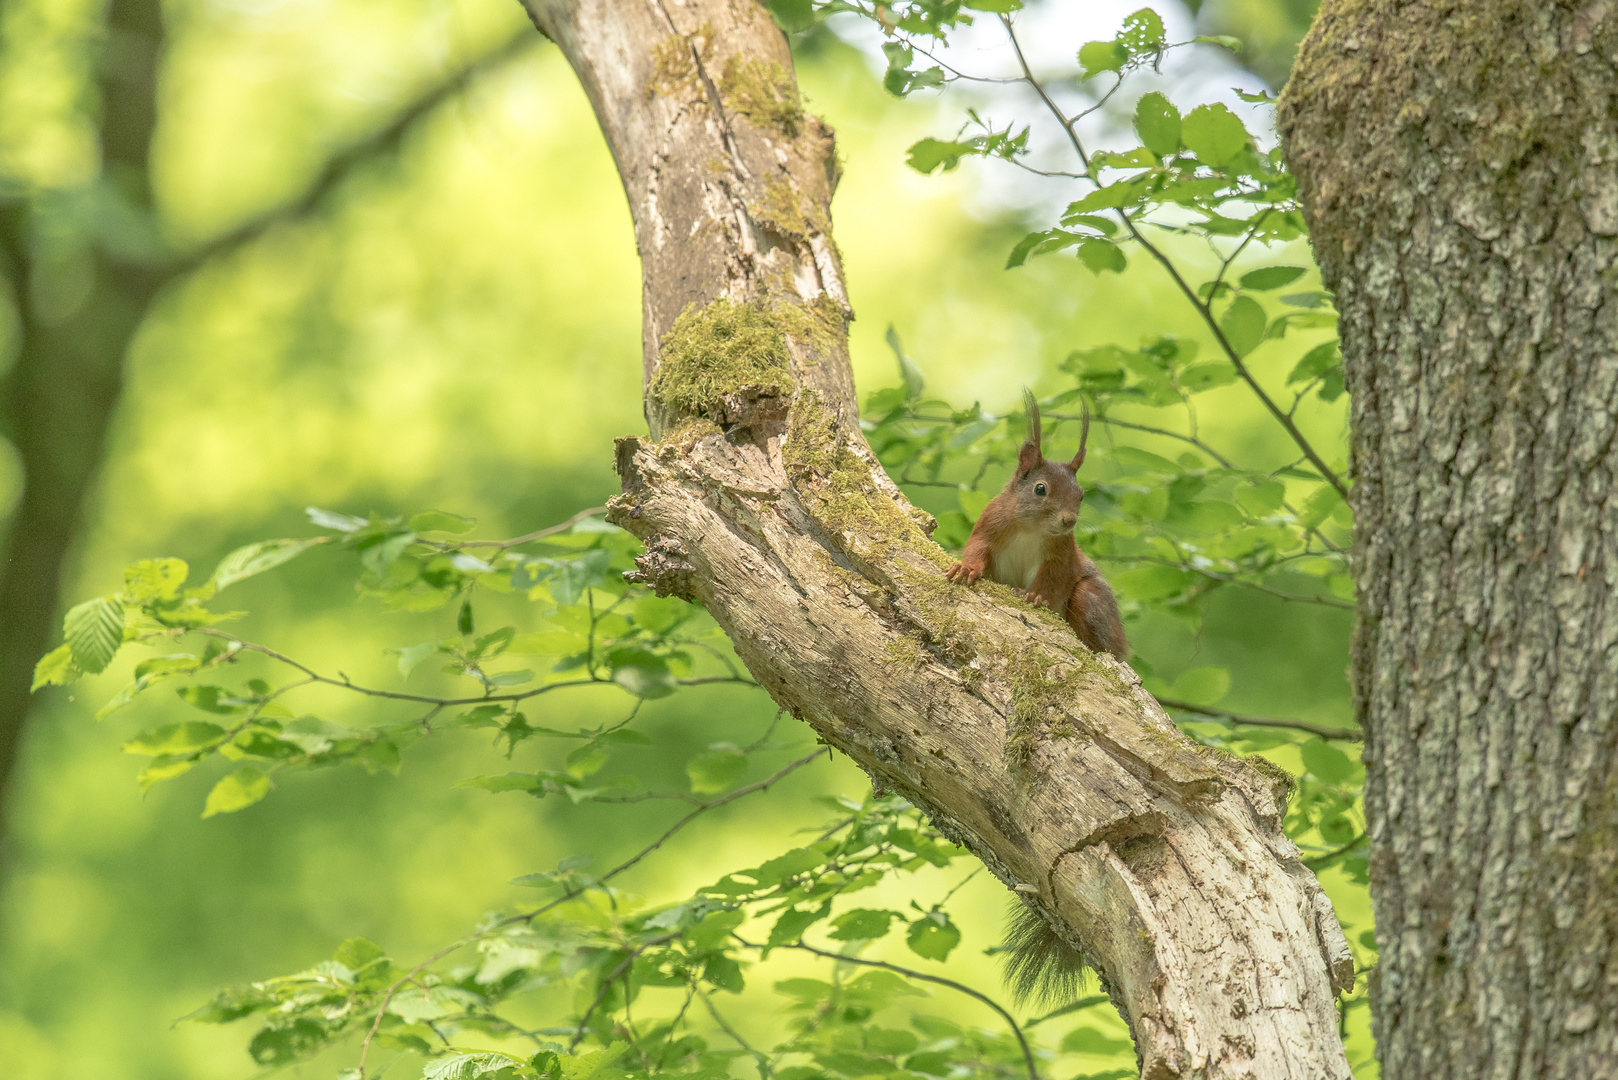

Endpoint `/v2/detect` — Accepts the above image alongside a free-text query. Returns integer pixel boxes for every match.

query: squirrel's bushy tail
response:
[1001,899,1093,1005]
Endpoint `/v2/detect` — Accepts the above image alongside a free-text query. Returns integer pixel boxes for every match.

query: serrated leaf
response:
[1287,342,1341,385]
[64,597,124,674]
[1167,666,1230,706]
[1219,295,1267,357]
[123,721,226,756]
[408,510,476,534]
[1301,739,1356,783]
[687,744,747,794]
[1134,91,1181,156]
[906,912,961,961]
[1182,103,1250,167]
[306,506,367,532]
[31,643,80,691]
[1236,479,1286,516]
[905,137,978,174]
[1078,40,1128,78]
[124,558,189,601]
[209,538,322,592]
[1240,266,1307,291]
[827,908,900,941]
[610,652,676,699]
[202,767,272,817]
[1076,237,1126,274]
[1299,485,1344,530]
[764,0,814,33]
[769,903,832,946]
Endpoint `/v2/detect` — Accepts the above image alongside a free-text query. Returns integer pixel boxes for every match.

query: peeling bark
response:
[1281,2,1618,1076]
[525,2,1353,1074]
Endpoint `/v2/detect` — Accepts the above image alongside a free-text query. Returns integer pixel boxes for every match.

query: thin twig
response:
[745,939,1041,1080]
[1155,696,1361,742]
[353,749,828,1076]
[998,16,1348,502]
[699,991,773,1077]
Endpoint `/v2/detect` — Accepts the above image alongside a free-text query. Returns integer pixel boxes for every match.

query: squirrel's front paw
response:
[946,561,983,585]
[1022,588,1049,607]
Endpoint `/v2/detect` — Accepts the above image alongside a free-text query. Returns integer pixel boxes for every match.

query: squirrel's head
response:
[1007,390,1088,536]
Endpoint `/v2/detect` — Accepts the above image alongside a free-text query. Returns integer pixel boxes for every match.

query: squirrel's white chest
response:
[989,530,1046,591]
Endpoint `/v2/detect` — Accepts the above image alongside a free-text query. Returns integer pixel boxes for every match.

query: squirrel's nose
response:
[1058,512,1077,530]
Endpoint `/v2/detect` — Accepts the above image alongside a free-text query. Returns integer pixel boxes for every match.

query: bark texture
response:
[1281,3,1618,1075]
[524,2,1354,1075]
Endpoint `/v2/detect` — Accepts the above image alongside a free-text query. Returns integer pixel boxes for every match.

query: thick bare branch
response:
[522,2,1354,1074]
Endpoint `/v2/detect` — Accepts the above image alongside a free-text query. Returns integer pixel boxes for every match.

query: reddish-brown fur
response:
[944,392,1127,660]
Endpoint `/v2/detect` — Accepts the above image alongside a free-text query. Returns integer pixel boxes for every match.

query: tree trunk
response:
[1280,3,1618,1075]
[523,2,1354,1075]
[0,0,166,847]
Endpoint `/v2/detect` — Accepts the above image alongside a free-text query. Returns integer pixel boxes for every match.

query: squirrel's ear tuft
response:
[1064,399,1091,474]
[1017,389,1042,475]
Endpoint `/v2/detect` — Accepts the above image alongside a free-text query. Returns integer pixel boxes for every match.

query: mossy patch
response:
[649,299,793,420]
[886,633,927,671]
[1244,753,1298,809]
[999,645,1111,780]
[775,294,845,359]
[649,33,699,99]
[719,56,803,137]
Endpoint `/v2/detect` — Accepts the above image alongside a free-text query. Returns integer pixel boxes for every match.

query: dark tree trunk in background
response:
[0,0,165,847]
[526,2,1354,1074]
[1281,2,1618,1075]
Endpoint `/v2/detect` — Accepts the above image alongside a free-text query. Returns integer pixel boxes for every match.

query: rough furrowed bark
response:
[524,1,1353,1074]
[1281,3,1618,1077]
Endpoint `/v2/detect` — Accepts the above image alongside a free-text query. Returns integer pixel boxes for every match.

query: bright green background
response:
[0,1,1361,1077]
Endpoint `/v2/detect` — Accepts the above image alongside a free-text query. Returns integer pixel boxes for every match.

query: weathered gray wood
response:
[525,2,1353,1074]
[1281,3,1618,1076]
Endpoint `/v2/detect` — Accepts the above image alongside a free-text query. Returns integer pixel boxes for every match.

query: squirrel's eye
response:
[1034,483,1047,497]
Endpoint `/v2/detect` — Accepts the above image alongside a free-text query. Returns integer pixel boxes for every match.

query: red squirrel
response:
[945,392,1127,660]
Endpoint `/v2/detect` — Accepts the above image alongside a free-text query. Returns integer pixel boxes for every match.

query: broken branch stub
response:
[523,0,1353,1074]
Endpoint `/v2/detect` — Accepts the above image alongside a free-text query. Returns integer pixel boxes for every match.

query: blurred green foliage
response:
[1,1,1357,1079]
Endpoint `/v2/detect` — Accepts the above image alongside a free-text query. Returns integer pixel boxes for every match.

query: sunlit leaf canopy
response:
[0,0,1365,1078]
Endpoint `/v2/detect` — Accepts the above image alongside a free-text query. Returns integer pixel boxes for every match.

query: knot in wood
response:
[626,536,695,599]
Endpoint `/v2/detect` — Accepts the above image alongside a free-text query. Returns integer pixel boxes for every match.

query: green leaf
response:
[306,506,367,532]
[177,685,245,714]
[1120,8,1165,52]
[886,325,925,400]
[687,744,747,794]
[1076,238,1127,274]
[1078,40,1129,79]
[763,0,814,33]
[64,597,124,674]
[1299,485,1343,530]
[1181,103,1250,167]
[1301,739,1356,783]
[31,643,80,691]
[769,903,832,946]
[632,594,689,634]
[1193,34,1243,52]
[964,0,1022,11]
[610,651,677,699]
[1236,479,1286,516]
[123,721,226,756]
[1060,1025,1134,1054]
[1111,563,1192,601]
[905,912,961,961]
[408,510,476,534]
[1287,342,1341,385]
[1219,295,1267,357]
[905,138,977,174]
[1167,666,1230,705]
[1239,266,1307,291]
[703,954,745,993]
[124,558,189,601]
[958,488,991,522]
[202,767,273,817]
[209,538,323,591]
[827,908,900,941]
[1134,91,1181,156]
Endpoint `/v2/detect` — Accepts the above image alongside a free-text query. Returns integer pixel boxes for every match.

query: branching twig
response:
[742,938,1041,1080]
[1155,696,1361,742]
